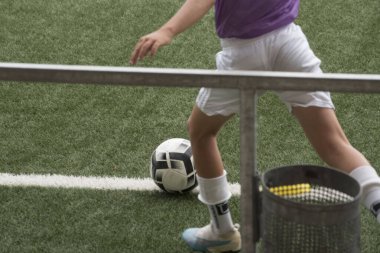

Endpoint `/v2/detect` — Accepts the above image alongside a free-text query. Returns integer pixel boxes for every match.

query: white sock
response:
[207,201,234,234]
[197,171,234,234]
[350,166,380,221]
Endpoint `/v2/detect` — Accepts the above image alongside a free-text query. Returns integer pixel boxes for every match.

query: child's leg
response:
[187,106,231,179]
[293,106,380,221]
[272,23,380,222]
[182,106,241,252]
[187,106,235,233]
[292,106,369,172]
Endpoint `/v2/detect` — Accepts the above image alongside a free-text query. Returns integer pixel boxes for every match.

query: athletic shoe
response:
[370,200,380,223]
[182,223,241,253]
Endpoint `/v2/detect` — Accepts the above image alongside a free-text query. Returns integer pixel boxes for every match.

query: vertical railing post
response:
[240,88,260,253]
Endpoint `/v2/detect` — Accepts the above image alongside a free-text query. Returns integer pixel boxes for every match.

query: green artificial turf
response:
[0,0,379,252]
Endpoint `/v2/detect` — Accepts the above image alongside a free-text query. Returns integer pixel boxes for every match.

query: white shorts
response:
[196,23,335,116]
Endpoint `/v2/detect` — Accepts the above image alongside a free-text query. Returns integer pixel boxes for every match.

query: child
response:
[130,0,380,252]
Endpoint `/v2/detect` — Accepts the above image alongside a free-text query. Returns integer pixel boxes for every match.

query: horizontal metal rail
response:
[1,62,379,253]
[0,62,380,92]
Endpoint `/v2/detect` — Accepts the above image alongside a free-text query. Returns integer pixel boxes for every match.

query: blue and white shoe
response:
[182,223,241,253]
[370,200,380,223]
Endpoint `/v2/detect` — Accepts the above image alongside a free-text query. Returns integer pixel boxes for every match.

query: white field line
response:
[0,173,241,196]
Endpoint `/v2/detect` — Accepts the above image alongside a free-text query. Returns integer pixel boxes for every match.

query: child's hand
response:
[129,29,173,65]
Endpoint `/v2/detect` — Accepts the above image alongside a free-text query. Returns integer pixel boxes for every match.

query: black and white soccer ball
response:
[150,138,197,193]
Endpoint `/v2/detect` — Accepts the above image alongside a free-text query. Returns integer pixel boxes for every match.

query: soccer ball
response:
[150,138,197,193]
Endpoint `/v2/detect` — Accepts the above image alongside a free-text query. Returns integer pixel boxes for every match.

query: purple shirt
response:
[215,0,299,39]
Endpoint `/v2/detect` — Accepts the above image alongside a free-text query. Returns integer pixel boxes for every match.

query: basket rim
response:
[261,164,362,209]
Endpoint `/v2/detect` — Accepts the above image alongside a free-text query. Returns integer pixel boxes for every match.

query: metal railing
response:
[1,62,380,253]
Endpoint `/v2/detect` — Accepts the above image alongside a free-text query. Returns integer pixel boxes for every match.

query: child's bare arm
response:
[130,0,214,65]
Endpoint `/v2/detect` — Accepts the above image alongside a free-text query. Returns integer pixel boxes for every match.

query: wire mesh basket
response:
[261,165,361,253]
